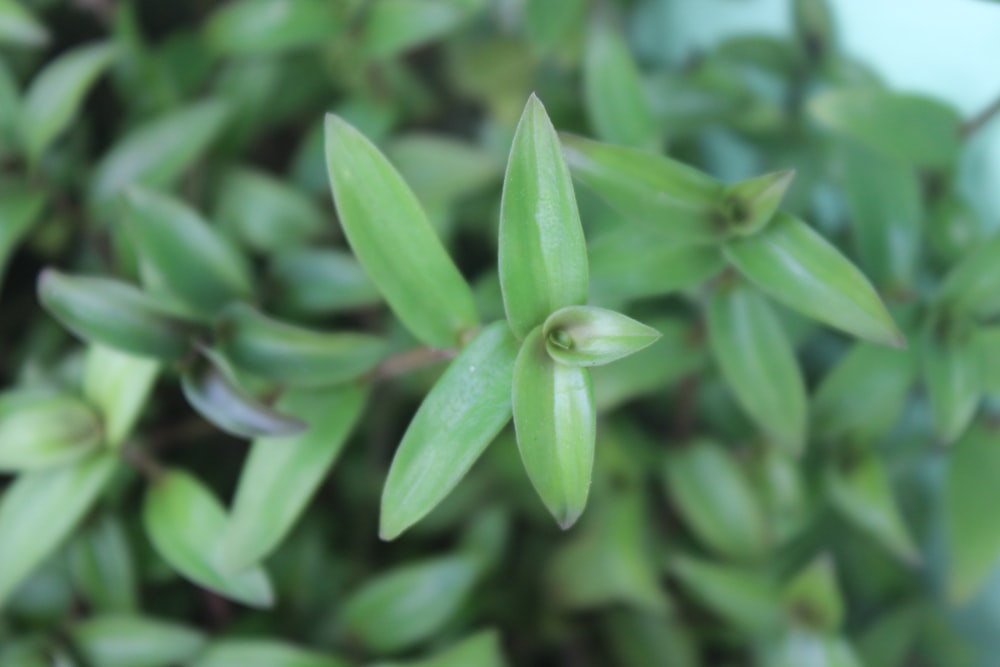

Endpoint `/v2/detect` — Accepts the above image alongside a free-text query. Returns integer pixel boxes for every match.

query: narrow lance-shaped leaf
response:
[368,630,508,667]
[204,0,347,55]
[38,270,199,361]
[217,303,387,387]
[221,384,368,570]
[723,212,904,347]
[0,0,49,47]
[583,18,659,150]
[500,95,589,339]
[0,452,118,608]
[190,639,350,667]
[542,305,661,367]
[706,282,807,453]
[143,469,273,608]
[0,389,103,471]
[922,323,981,444]
[69,615,206,667]
[325,114,478,347]
[721,169,795,237]
[21,41,116,163]
[561,133,723,243]
[0,189,46,294]
[361,0,485,60]
[381,321,519,540]
[124,187,254,317]
[513,325,596,528]
[180,348,306,439]
[83,345,160,450]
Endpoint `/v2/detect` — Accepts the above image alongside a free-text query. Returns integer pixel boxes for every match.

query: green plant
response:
[3,0,1000,665]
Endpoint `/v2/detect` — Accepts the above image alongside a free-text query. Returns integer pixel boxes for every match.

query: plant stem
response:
[122,444,164,480]
[368,346,458,382]
[963,91,1000,138]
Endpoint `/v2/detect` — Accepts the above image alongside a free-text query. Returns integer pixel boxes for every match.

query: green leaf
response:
[513,325,596,528]
[213,168,325,252]
[21,41,116,163]
[945,426,1000,602]
[69,515,137,612]
[761,629,863,667]
[935,231,1000,319]
[190,640,349,667]
[180,348,306,439]
[721,169,795,237]
[0,188,45,294]
[602,609,699,667]
[381,321,518,540]
[783,556,843,632]
[324,114,478,348]
[222,384,368,570]
[809,89,961,169]
[668,555,783,636]
[500,95,589,339]
[124,187,253,317]
[0,452,117,608]
[582,18,659,150]
[922,324,981,444]
[143,468,273,607]
[793,0,835,58]
[662,440,768,561]
[204,0,346,55]
[368,630,507,667]
[0,388,102,471]
[542,305,661,367]
[856,604,922,667]
[269,248,381,316]
[825,454,919,564]
[723,212,904,347]
[217,304,387,387]
[361,0,485,60]
[37,270,199,361]
[840,142,923,292]
[341,555,481,655]
[0,0,48,47]
[588,229,725,304]
[82,346,159,450]
[561,133,723,243]
[706,282,807,453]
[69,614,205,667]
[90,99,231,203]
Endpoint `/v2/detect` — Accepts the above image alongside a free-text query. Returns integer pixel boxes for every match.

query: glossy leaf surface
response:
[542,305,661,367]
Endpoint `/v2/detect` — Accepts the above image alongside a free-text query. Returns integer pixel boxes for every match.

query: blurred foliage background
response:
[2,0,1000,666]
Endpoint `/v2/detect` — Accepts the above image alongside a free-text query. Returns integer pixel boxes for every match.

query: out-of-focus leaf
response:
[83,345,159,450]
[143,468,273,607]
[825,454,919,564]
[812,342,916,442]
[583,19,659,150]
[70,614,205,667]
[721,169,795,237]
[191,640,349,667]
[361,0,485,60]
[90,99,230,203]
[922,324,981,444]
[783,556,843,632]
[222,384,368,570]
[341,555,481,655]
[0,388,102,471]
[218,304,387,387]
[759,629,863,667]
[809,89,961,169]
[542,305,661,367]
[124,187,253,317]
[840,142,922,292]
[325,114,478,348]
[561,133,723,243]
[69,515,136,612]
[523,0,587,55]
[269,248,380,316]
[513,325,596,528]
[707,282,807,453]
[663,440,768,561]
[0,0,48,47]
[936,231,1000,319]
[213,168,325,252]
[180,348,305,439]
[794,0,836,59]
[588,228,725,304]
[369,630,507,667]
[723,212,904,347]
[0,189,45,294]
[978,325,1000,396]
[21,42,116,163]
[37,270,198,361]
[602,609,698,667]
[204,0,346,55]
[0,452,117,608]
[856,604,921,667]
[500,95,588,339]
[381,322,518,540]
[668,555,783,635]
[945,426,1000,602]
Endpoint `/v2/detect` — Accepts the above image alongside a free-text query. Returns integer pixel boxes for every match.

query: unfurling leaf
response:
[513,325,596,528]
[0,388,102,471]
[721,169,795,237]
[381,322,519,540]
[500,95,589,339]
[542,305,661,367]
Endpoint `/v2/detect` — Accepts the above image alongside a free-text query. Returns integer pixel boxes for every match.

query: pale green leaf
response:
[70,614,205,667]
[0,388,102,471]
[783,556,844,632]
[0,0,48,47]
[361,0,485,60]
[922,325,981,444]
[69,515,137,612]
[83,345,159,450]
[204,0,346,55]
[191,640,349,667]
[542,305,661,367]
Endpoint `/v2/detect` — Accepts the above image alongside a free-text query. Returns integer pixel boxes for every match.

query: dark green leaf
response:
[268,248,381,316]
[190,640,349,667]
[668,555,783,635]
[922,325,981,444]
[0,189,45,294]
[935,231,1000,319]
[542,305,661,367]
[369,630,507,667]
[204,0,346,55]
[69,515,136,612]
[783,556,843,632]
